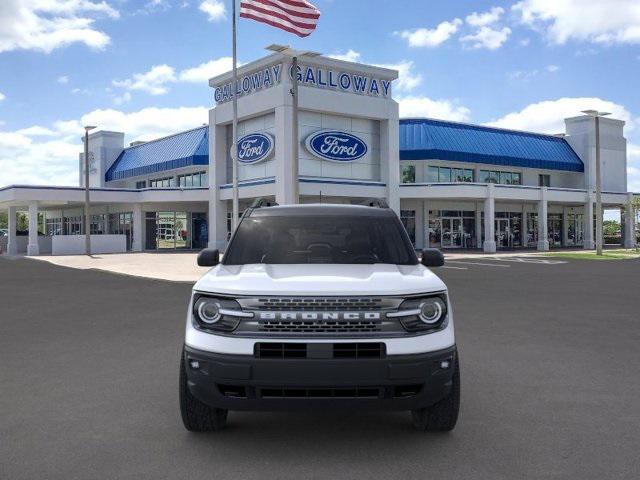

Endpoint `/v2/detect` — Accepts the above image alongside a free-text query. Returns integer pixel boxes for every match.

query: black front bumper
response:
[183,345,457,411]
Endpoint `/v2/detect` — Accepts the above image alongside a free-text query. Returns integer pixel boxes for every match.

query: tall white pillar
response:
[27,203,40,256]
[7,206,17,255]
[381,118,400,215]
[422,200,429,249]
[274,104,295,205]
[584,195,595,249]
[132,204,143,252]
[562,207,569,247]
[209,117,230,251]
[624,193,637,248]
[475,202,483,249]
[483,185,496,253]
[537,187,550,251]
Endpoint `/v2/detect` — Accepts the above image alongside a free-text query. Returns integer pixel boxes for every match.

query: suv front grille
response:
[259,319,381,334]
[255,342,385,359]
[252,297,384,311]
[259,387,381,398]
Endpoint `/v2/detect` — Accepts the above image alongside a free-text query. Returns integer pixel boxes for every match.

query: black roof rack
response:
[362,198,389,209]
[249,198,279,209]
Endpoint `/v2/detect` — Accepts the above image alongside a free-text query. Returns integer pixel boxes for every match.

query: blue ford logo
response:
[235,133,274,164]
[305,131,368,162]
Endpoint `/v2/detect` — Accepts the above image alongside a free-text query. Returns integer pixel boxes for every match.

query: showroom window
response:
[401,165,416,184]
[479,170,522,185]
[149,177,175,188]
[427,166,473,183]
[178,171,208,188]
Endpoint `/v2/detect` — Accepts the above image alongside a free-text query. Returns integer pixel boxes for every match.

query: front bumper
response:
[183,345,457,411]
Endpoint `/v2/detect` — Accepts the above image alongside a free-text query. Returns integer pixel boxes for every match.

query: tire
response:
[411,355,460,432]
[179,351,228,432]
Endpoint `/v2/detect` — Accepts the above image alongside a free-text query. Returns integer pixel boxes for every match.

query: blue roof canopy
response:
[399,118,584,172]
[105,126,209,182]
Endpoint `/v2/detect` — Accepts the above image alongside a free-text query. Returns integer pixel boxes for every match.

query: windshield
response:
[223,214,418,265]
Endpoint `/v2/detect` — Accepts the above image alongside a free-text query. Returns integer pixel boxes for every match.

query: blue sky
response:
[1,0,639,195]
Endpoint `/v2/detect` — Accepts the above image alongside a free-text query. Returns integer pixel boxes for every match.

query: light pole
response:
[581,110,610,256]
[83,125,96,255]
[266,44,320,204]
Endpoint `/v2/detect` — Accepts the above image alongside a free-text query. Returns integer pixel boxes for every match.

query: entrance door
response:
[441,218,463,248]
[495,218,513,249]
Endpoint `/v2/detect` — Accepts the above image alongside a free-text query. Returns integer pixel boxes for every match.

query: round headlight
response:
[418,298,445,324]
[196,298,221,324]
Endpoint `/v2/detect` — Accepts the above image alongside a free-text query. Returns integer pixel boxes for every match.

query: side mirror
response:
[421,248,445,267]
[197,248,220,267]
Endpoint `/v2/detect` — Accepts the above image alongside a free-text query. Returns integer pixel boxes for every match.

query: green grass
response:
[544,249,640,260]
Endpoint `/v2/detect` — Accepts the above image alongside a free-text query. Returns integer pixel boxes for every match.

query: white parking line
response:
[442,265,468,270]
[447,261,510,268]
[489,257,568,265]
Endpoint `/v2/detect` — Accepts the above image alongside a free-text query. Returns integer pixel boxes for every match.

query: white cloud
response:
[513,0,640,45]
[0,92,5,102]
[373,60,422,93]
[113,64,177,95]
[486,97,635,134]
[0,106,209,187]
[396,19,463,48]
[179,57,234,82]
[57,75,69,84]
[520,38,531,46]
[466,7,504,27]
[398,96,471,122]
[113,91,132,105]
[199,0,226,22]
[461,26,511,50]
[328,50,362,63]
[546,64,560,72]
[508,65,560,81]
[0,0,119,54]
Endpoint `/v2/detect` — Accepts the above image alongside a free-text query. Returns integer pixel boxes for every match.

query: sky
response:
[1,0,640,197]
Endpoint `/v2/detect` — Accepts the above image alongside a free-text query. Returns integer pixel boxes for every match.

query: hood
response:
[193,263,447,296]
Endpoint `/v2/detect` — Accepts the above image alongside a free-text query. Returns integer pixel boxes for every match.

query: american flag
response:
[240,0,321,38]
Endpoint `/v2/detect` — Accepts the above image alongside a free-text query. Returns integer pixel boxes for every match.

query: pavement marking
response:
[442,265,468,270]
[489,257,568,265]
[447,261,511,268]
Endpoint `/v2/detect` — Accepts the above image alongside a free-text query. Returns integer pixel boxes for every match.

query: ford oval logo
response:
[305,131,368,163]
[234,133,274,164]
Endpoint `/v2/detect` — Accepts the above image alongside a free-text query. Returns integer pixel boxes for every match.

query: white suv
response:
[179,201,459,432]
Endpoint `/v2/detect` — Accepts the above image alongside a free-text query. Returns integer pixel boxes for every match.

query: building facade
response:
[1,53,637,256]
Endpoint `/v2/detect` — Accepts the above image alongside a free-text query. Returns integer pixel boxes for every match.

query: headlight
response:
[418,297,446,324]
[387,294,448,332]
[192,294,252,332]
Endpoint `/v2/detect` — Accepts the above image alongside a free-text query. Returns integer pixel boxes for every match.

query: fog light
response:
[440,360,451,369]
[189,360,200,370]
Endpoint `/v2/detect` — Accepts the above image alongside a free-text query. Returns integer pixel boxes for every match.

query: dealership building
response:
[0,52,637,256]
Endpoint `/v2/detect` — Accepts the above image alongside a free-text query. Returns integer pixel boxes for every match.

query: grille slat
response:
[259,387,381,398]
[260,319,380,334]
[255,297,384,311]
[255,342,385,359]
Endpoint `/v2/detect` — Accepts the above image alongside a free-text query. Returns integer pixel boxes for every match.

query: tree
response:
[0,211,6,230]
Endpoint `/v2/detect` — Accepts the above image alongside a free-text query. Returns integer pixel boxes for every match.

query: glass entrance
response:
[567,214,584,246]
[495,218,512,249]
[441,218,463,248]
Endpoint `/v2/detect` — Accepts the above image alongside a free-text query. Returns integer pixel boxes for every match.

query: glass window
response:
[539,174,550,187]
[201,172,209,187]
[224,214,418,265]
[427,166,439,183]
[400,210,416,245]
[135,181,146,189]
[500,171,512,184]
[511,173,522,185]
[401,165,416,184]
[438,167,451,183]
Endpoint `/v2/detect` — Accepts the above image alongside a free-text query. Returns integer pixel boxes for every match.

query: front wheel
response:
[179,351,228,432]
[411,355,460,432]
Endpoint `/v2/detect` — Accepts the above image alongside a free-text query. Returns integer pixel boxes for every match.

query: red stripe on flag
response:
[247,0,319,19]
[239,0,320,37]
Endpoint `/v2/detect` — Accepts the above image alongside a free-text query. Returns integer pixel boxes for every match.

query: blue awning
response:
[105,126,209,181]
[399,118,584,172]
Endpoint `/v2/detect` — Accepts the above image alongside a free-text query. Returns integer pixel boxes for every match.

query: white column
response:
[381,117,400,214]
[483,185,496,253]
[132,204,143,252]
[209,117,230,250]
[274,104,295,205]
[475,202,483,249]
[562,207,569,247]
[27,203,40,256]
[624,193,636,248]
[422,199,429,249]
[7,206,17,255]
[537,187,549,251]
[584,195,595,249]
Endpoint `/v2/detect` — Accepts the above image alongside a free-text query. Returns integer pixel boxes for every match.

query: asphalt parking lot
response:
[1,255,639,480]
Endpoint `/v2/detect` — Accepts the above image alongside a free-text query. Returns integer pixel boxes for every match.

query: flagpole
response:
[231,0,240,230]
[291,55,299,204]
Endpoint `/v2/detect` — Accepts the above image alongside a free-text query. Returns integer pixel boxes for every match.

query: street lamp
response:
[266,44,321,204]
[581,110,610,256]
[83,125,97,255]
